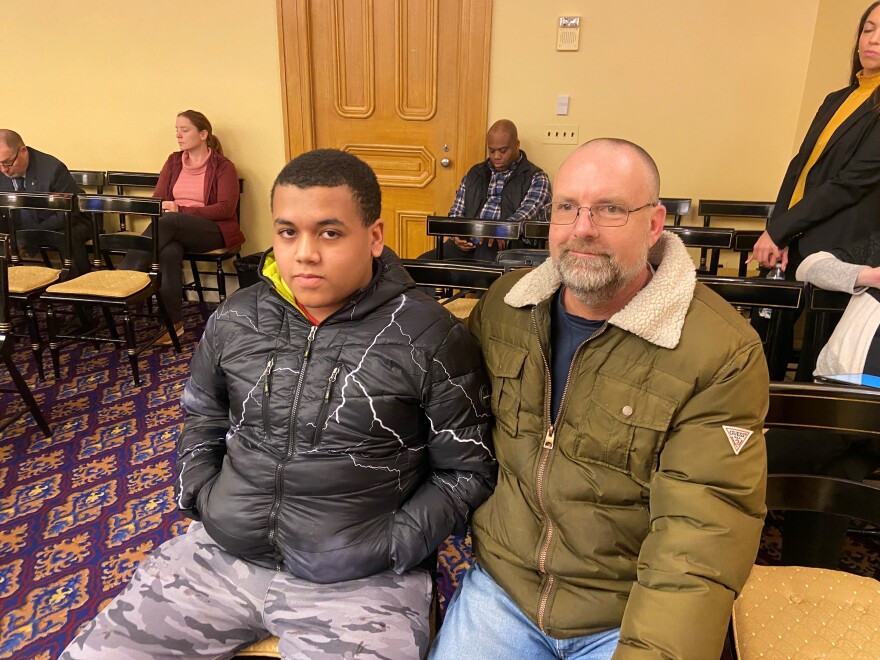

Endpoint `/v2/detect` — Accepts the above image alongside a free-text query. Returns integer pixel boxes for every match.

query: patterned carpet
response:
[0,303,206,659]
[0,300,875,658]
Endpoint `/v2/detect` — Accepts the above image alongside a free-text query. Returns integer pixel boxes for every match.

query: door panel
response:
[278,0,492,257]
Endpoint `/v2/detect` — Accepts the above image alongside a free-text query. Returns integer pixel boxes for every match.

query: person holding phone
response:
[419,120,551,262]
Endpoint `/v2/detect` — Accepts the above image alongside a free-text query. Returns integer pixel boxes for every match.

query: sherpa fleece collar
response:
[502,231,696,349]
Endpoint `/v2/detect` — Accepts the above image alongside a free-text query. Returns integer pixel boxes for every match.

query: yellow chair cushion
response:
[440,297,479,320]
[46,270,151,298]
[8,266,61,294]
[733,564,880,659]
[234,635,280,658]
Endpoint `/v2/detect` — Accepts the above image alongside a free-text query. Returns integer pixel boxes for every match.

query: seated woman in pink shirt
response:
[122,110,244,343]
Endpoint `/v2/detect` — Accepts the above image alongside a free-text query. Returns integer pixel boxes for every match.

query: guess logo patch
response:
[722,426,754,455]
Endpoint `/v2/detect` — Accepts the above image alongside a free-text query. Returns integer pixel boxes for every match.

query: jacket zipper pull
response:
[303,325,317,359]
[264,355,275,396]
[543,426,556,450]
[323,366,340,403]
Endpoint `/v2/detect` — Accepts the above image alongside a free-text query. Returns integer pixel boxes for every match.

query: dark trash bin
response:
[234,253,263,290]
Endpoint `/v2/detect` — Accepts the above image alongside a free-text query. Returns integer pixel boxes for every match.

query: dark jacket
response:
[153,150,245,247]
[463,150,543,220]
[176,249,496,583]
[0,147,81,229]
[768,84,880,269]
[468,233,768,657]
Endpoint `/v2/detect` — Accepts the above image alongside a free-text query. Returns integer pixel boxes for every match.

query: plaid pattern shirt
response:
[448,156,551,224]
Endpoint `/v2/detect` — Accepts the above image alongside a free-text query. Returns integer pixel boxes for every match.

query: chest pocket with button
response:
[576,374,677,486]
[484,338,528,437]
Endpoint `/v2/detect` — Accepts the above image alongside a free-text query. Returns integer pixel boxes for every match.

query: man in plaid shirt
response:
[423,120,550,262]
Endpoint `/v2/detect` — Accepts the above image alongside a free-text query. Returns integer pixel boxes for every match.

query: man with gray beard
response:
[430,138,769,659]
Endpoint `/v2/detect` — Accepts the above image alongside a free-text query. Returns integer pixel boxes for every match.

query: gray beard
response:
[553,241,647,308]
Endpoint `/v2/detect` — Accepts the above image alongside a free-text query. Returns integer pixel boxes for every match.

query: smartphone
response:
[815,373,880,389]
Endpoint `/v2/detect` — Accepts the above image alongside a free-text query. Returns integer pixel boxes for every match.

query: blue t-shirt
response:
[551,289,604,422]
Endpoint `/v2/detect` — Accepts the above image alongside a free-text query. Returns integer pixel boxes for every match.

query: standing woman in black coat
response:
[751,2,880,275]
[751,2,880,379]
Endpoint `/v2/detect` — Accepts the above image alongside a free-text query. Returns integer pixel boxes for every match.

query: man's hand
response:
[161,200,180,213]
[746,231,786,269]
[487,239,507,250]
[856,265,880,288]
[453,236,476,252]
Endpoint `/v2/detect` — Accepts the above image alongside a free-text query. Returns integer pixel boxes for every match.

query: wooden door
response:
[278,0,492,257]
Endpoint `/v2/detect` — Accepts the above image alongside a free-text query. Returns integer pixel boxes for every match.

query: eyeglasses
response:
[0,146,22,169]
[545,201,657,227]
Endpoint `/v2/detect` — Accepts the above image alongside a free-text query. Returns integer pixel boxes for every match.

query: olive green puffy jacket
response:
[467,232,768,659]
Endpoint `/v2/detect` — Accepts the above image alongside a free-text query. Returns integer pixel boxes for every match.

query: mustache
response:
[558,239,611,257]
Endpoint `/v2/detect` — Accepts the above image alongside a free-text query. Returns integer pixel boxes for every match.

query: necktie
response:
[13,177,24,191]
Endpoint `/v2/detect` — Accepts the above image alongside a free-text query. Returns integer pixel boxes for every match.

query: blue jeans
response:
[429,562,620,659]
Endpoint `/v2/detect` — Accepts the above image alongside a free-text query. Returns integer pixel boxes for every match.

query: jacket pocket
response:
[484,338,528,437]
[576,374,677,486]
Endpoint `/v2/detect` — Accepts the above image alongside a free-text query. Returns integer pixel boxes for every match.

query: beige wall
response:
[1,0,286,252]
[488,0,821,212]
[2,1,871,254]
[795,0,868,146]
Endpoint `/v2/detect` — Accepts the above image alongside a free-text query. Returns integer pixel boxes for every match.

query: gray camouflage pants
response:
[60,522,432,659]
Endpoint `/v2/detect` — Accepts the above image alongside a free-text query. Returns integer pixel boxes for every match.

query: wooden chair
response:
[425,216,521,261]
[727,382,880,658]
[666,226,736,275]
[69,170,105,194]
[0,234,51,436]
[521,221,549,243]
[764,381,880,436]
[731,474,880,658]
[698,275,803,368]
[402,259,504,318]
[659,197,692,226]
[39,196,181,385]
[0,192,76,379]
[495,248,549,272]
[182,178,245,303]
[697,201,774,274]
[106,171,161,231]
[106,170,245,302]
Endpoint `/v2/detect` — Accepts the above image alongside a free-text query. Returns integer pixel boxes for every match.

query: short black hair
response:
[271,149,382,226]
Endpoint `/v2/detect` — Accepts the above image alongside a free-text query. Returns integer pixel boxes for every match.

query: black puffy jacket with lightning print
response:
[176,249,496,583]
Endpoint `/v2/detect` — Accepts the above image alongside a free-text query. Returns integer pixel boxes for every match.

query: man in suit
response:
[0,129,92,274]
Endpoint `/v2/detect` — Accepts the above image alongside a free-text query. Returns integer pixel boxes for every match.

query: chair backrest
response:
[0,192,76,267]
[698,275,804,311]
[698,200,775,222]
[765,382,880,437]
[522,221,549,242]
[69,170,105,194]
[660,197,692,226]
[106,171,161,192]
[77,195,163,269]
[402,259,504,292]
[495,249,549,272]
[766,474,880,527]
[426,216,521,259]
